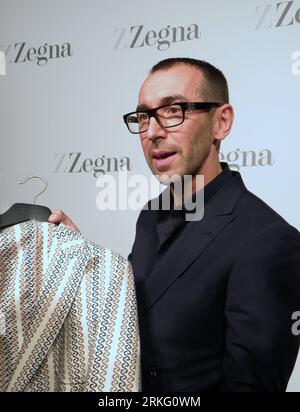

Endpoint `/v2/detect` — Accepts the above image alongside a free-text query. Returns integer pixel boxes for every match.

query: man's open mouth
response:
[152,151,176,160]
[151,151,177,169]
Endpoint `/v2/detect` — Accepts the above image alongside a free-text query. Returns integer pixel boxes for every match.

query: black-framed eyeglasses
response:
[123,102,222,134]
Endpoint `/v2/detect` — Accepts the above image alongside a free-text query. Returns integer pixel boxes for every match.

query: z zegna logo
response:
[255,0,300,30]
[113,23,201,51]
[0,42,73,67]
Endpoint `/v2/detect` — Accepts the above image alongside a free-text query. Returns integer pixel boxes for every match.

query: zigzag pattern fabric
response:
[0,220,140,391]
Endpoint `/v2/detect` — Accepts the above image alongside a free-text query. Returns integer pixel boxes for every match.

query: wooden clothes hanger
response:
[0,175,51,230]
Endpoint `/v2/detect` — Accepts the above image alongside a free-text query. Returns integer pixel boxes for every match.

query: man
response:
[50,58,300,392]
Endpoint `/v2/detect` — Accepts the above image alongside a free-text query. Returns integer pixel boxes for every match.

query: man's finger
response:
[48,209,65,223]
[48,210,80,233]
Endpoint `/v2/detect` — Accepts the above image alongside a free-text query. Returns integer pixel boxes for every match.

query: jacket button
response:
[149,368,158,377]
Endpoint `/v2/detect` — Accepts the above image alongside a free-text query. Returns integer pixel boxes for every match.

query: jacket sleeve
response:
[221,222,300,392]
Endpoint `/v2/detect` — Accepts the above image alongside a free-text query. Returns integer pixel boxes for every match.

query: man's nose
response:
[146,116,167,141]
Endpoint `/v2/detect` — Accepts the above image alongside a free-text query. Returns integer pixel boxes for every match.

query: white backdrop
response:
[0,0,299,391]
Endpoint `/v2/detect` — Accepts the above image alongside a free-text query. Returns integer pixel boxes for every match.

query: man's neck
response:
[172,160,223,207]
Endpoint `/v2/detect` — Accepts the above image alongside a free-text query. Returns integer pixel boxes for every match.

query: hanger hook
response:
[18,175,48,205]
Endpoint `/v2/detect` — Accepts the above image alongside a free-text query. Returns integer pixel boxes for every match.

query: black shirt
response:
[155,162,233,254]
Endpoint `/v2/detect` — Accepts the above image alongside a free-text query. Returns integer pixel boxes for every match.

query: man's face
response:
[138,64,217,183]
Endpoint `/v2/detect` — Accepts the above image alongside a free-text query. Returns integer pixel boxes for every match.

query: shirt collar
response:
[155,163,232,249]
[157,162,232,218]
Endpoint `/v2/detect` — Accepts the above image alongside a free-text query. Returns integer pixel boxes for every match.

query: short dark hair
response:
[150,57,229,103]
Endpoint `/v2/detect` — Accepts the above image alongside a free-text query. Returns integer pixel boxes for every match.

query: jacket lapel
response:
[143,171,247,309]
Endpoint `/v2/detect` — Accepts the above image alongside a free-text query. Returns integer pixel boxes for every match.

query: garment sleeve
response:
[221,222,300,392]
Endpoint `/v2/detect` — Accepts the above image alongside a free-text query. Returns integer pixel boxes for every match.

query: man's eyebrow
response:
[136,95,188,111]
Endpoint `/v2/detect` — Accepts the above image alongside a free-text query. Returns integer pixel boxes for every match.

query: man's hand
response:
[48,209,80,233]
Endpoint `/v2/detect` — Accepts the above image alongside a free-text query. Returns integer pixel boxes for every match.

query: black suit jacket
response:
[130,169,300,392]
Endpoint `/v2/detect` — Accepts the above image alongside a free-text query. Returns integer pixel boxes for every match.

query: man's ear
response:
[213,104,234,142]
